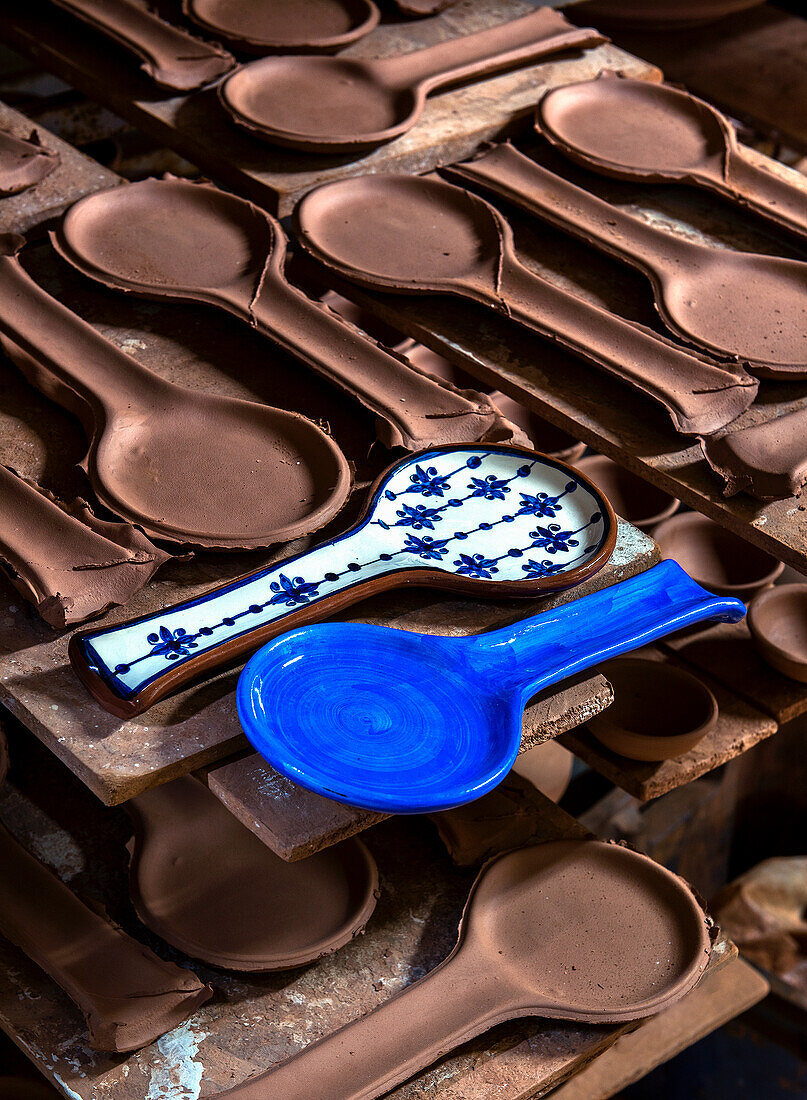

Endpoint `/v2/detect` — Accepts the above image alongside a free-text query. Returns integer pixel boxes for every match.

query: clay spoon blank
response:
[68,442,618,718]
[237,558,745,814]
[127,776,378,971]
[447,143,807,377]
[183,0,380,55]
[53,179,511,452]
[295,174,758,436]
[537,76,807,245]
[218,8,604,152]
[0,238,351,550]
[220,839,712,1100]
[50,0,235,91]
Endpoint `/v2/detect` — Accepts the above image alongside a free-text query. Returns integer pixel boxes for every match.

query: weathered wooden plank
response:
[559,647,778,801]
[0,0,660,215]
[0,99,118,234]
[205,672,608,861]
[0,717,702,1100]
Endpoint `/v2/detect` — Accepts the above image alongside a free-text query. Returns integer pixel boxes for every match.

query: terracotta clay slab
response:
[0,466,171,628]
[702,406,807,501]
[205,670,610,861]
[0,726,734,1100]
[0,0,661,215]
[0,101,118,236]
[661,619,807,726]
[0,517,655,806]
[560,648,777,801]
[0,126,58,196]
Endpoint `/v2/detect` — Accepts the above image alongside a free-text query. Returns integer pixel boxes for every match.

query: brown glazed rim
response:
[68,443,618,719]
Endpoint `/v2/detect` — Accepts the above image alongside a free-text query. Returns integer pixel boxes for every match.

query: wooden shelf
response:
[0,719,736,1100]
[559,648,778,801]
[0,0,659,215]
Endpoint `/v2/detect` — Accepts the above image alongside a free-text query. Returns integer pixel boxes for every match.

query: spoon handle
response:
[382,8,604,93]
[219,950,494,1100]
[493,252,757,435]
[249,268,511,451]
[474,559,745,700]
[70,517,401,717]
[0,244,170,426]
[719,147,807,244]
[51,0,234,91]
[447,143,691,278]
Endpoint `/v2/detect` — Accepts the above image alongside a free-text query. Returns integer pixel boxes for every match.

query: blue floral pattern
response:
[530,524,580,555]
[147,625,197,660]
[82,448,610,700]
[404,465,451,498]
[403,534,450,560]
[269,574,320,607]
[454,553,499,579]
[394,503,443,530]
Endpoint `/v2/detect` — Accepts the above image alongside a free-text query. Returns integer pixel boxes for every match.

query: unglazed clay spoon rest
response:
[238,558,745,813]
[69,443,616,717]
[295,174,757,435]
[0,239,350,549]
[219,839,712,1100]
[448,143,807,377]
[218,8,604,152]
[54,179,510,452]
[128,776,378,970]
[183,0,380,54]
[537,76,807,244]
[50,0,234,91]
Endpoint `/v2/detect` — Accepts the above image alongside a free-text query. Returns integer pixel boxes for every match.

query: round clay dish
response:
[653,511,783,597]
[588,657,718,761]
[489,394,586,462]
[748,584,807,683]
[578,455,678,530]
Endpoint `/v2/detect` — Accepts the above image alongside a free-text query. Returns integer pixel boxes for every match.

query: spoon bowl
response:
[537,75,807,244]
[223,839,712,1099]
[184,0,380,54]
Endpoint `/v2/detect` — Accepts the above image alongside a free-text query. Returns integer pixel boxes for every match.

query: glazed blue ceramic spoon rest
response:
[238,559,746,813]
[70,444,615,717]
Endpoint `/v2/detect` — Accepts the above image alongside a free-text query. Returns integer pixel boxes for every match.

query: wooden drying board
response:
[558,647,778,801]
[0,0,660,216]
[0,98,119,234]
[601,3,807,154]
[0,719,736,1100]
[204,671,610,861]
[0,229,657,809]
[325,134,807,578]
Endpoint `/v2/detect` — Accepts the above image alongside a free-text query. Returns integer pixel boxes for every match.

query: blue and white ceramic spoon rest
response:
[70,444,616,717]
[237,560,746,814]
